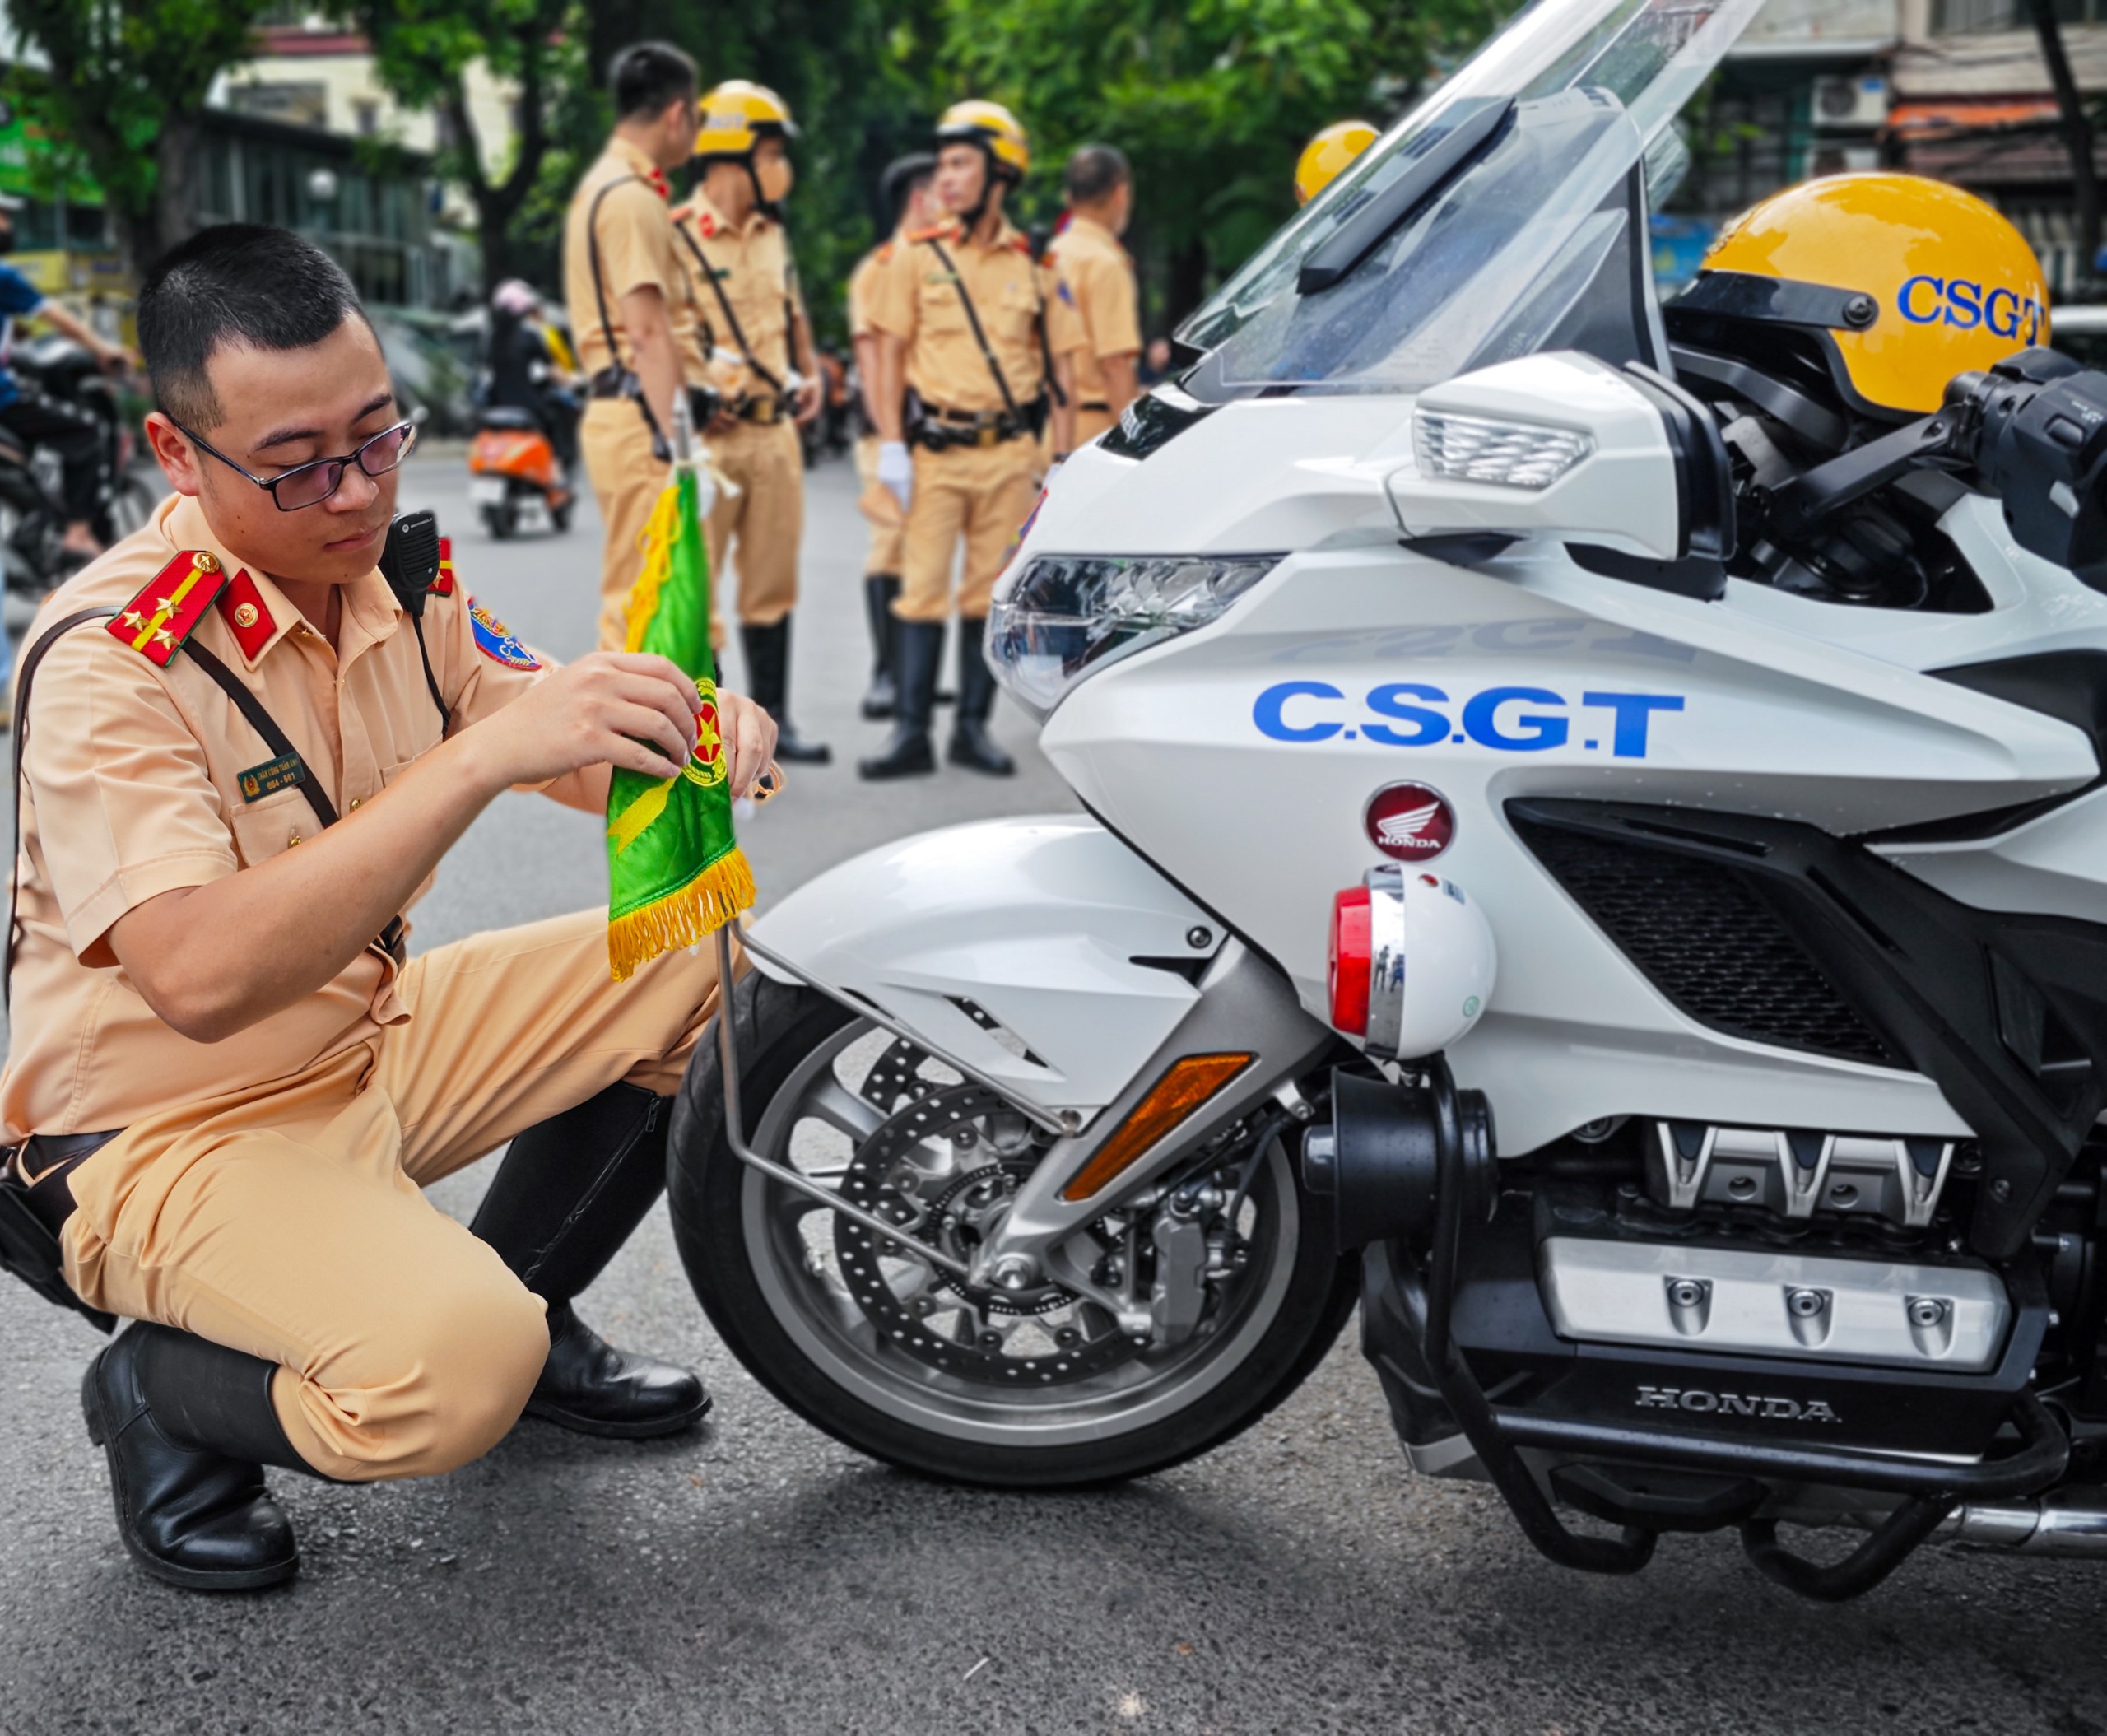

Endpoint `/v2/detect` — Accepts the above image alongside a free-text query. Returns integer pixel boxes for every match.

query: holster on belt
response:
[0,1131,119,1332]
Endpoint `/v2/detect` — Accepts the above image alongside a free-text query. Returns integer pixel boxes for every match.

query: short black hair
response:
[879,152,937,227]
[1064,144,1130,207]
[611,42,697,121]
[137,223,368,430]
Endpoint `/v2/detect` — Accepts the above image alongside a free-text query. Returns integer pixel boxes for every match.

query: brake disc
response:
[833,1083,1137,1385]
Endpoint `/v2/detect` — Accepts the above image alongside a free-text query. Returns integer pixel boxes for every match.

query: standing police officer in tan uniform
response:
[563,43,699,651]
[847,153,940,721]
[1046,145,1142,448]
[860,102,1084,780]
[671,81,829,764]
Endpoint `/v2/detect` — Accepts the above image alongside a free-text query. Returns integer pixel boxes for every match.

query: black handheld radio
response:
[376,509,443,617]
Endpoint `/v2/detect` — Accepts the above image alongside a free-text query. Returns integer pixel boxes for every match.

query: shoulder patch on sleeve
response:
[107,550,228,668]
[213,567,276,659]
[467,597,541,671]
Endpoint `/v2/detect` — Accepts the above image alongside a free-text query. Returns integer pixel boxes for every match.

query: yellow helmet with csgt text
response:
[693,80,797,160]
[937,100,1030,181]
[1295,120,1379,206]
[1667,172,2049,418]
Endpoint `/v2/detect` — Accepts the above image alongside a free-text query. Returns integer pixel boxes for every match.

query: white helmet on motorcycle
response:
[1329,867,1496,1061]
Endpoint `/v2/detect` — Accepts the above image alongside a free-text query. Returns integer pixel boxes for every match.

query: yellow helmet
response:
[1668,172,2049,418]
[937,99,1030,181]
[694,80,797,160]
[1295,120,1378,206]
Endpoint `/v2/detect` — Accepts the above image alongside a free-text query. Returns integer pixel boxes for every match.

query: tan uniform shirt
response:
[670,193,805,401]
[562,139,680,377]
[847,240,895,342]
[1,494,546,1139]
[1045,214,1142,409]
[867,218,1086,416]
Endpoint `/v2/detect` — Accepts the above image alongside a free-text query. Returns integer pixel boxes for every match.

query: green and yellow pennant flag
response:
[605,463,755,980]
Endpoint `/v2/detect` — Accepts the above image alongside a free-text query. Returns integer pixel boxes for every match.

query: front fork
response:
[713,927,1335,1326]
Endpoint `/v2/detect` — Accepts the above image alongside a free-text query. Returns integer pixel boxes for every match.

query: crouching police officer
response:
[860,101,1084,780]
[672,81,829,763]
[0,223,775,1592]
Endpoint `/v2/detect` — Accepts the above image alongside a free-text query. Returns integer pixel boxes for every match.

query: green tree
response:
[354,0,578,300]
[937,0,1500,330]
[4,0,278,276]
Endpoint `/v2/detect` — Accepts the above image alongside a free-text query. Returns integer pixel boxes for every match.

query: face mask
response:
[756,156,794,207]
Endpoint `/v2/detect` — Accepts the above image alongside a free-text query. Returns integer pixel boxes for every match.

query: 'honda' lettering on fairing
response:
[1897,274,2045,343]
[1251,682,1685,757]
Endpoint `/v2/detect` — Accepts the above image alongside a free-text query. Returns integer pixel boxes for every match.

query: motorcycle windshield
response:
[1177,0,1765,396]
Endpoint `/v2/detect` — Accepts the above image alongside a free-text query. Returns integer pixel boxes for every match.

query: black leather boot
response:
[860,574,899,719]
[740,617,831,765]
[82,1324,305,1591]
[470,1083,710,1439]
[858,618,943,779]
[947,615,1016,776]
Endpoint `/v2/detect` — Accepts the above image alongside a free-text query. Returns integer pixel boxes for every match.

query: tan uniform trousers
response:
[705,418,802,630]
[59,908,720,1484]
[896,438,1040,624]
[854,435,903,576]
[581,397,664,652]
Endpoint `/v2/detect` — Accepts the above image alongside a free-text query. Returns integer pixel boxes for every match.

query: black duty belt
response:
[736,396,788,426]
[588,365,640,400]
[910,401,1041,451]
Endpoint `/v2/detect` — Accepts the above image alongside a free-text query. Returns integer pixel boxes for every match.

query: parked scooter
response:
[468,406,574,539]
[670,0,2107,1599]
[2,334,156,601]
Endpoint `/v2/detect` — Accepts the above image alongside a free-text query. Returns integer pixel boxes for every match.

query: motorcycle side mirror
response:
[1385,351,1733,598]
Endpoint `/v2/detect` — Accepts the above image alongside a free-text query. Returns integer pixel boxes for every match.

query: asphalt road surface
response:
[3,455,2107,1736]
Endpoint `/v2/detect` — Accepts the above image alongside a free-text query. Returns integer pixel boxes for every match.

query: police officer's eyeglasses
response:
[170,418,419,511]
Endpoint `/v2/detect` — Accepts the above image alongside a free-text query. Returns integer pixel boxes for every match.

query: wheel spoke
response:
[803,1076,885,1142]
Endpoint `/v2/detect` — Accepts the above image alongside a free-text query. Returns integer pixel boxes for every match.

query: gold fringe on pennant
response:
[623,482,682,654]
[607,845,756,983]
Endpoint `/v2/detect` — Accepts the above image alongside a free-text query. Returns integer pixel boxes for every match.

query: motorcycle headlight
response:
[988,554,1280,720]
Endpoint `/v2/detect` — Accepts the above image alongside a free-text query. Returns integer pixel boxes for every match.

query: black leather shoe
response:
[859,619,943,780]
[522,1302,710,1439]
[773,719,833,765]
[81,1325,300,1592]
[947,616,1016,776]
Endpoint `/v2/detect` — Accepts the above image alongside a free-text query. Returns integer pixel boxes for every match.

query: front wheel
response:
[668,971,1356,1487]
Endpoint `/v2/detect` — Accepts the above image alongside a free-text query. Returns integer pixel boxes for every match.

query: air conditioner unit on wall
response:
[1813,73,1891,128]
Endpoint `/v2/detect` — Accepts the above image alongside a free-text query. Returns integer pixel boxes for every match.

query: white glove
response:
[877,439,914,513]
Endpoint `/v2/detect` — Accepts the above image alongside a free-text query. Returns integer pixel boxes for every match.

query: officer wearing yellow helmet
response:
[861,99,1086,780]
[670,79,830,763]
[1295,119,1379,207]
[1667,171,2049,419]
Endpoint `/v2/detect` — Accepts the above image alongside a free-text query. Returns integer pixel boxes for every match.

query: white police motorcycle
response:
[672,0,2107,1594]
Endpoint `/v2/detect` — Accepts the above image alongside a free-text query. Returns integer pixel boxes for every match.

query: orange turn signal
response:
[1059,1053,1255,1202]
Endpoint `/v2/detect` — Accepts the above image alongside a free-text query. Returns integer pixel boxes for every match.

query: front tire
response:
[668,971,1356,1487]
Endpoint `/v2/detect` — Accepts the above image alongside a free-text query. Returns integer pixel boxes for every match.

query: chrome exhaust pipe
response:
[1935,1494,2107,1556]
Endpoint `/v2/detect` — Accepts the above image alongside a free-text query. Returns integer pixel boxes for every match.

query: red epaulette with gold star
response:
[106,550,229,668]
[215,566,276,659]
[432,536,458,597]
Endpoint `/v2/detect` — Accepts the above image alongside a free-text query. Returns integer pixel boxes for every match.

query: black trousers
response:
[0,384,102,522]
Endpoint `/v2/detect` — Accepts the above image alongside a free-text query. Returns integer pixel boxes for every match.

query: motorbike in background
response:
[468,406,574,539]
[2,334,156,602]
